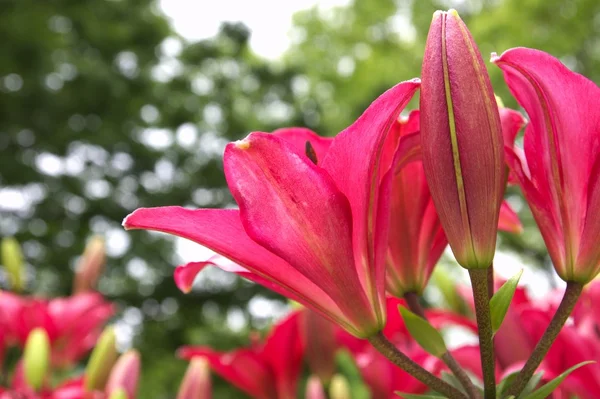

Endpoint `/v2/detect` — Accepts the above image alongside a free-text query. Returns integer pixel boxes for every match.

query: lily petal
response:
[124,207,347,329]
[498,201,523,234]
[179,347,274,399]
[272,127,333,163]
[321,79,420,315]
[225,132,377,333]
[262,311,304,399]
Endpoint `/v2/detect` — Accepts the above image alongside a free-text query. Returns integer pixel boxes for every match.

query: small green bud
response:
[23,328,50,391]
[85,326,118,391]
[1,237,25,291]
[108,388,128,399]
[329,374,351,399]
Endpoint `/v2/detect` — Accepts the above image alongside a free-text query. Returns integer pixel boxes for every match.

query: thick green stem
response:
[367,332,467,399]
[487,263,494,300]
[504,281,583,397]
[469,269,496,399]
[442,352,482,399]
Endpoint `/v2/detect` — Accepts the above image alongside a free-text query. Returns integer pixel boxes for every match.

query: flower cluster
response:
[119,7,600,399]
[0,238,210,399]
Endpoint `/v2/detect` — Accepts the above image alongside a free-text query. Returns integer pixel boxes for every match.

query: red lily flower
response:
[420,9,506,269]
[178,310,303,399]
[493,47,600,283]
[0,292,114,367]
[0,374,102,399]
[2,349,141,399]
[124,80,420,337]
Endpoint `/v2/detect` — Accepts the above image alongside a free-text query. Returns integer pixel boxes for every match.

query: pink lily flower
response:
[124,80,420,337]
[0,376,102,399]
[178,310,304,399]
[492,47,600,283]
[1,352,142,399]
[384,110,522,297]
[0,292,114,367]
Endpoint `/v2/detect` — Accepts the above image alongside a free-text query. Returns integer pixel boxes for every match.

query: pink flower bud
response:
[105,350,140,399]
[74,236,106,294]
[420,9,505,269]
[176,358,211,399]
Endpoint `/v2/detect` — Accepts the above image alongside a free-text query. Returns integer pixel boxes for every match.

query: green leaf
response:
[519,371,545,397]
[497,371,518,395]
[394,393,444,398]
[441,371,468,393]
[398,306,447,358]
[521,361,595,399]
[497,371,544,396]
[490,269,523,332]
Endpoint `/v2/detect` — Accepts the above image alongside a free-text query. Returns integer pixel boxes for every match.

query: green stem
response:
[441,352,482,399]
[404,292,480,398]
[487,263,494,300]
[469,269,496,399]
[368,332,468,399]
[504,281,583,397]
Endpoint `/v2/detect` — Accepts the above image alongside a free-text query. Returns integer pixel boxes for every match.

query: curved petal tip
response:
[174,262,212,293]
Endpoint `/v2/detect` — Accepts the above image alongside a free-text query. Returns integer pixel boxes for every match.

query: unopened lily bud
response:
[105,350,141,399]
[74,236,105,293]
[85,326,118,391]
[305,375,326,399]
[176,358,211,399]
[23,328,50,391]
[329,375,351,399]
[301,309,337,384]
[1,237,25,292]
[108,388,128,399]
[420,9,505,269]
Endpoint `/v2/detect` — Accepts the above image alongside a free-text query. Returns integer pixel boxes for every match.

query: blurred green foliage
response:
[0,0,598,397]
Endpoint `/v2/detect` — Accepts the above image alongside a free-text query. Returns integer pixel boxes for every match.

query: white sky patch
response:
[159,0,350,59]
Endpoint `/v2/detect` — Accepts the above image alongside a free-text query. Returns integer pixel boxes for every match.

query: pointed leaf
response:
[398,306,447,357]
[497,371,518,396]
[519,371,545,397]
[521,361,595,399]
[441,371,470,394]
[490,269,523,333]
[497,371,543,397]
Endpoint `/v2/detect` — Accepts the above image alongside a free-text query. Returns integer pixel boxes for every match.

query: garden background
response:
[1,0,599,396]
